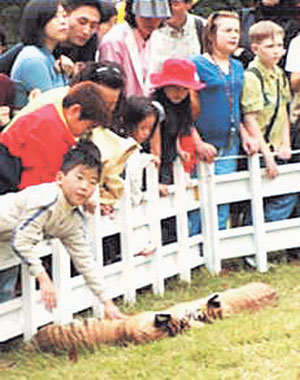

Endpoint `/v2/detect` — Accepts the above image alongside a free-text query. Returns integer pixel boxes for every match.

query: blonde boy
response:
[242,20,297,223]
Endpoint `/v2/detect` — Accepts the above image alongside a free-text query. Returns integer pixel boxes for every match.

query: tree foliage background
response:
[0,0,255,45]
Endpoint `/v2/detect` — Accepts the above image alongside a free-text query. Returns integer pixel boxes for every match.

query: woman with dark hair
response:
[10,0,69,108]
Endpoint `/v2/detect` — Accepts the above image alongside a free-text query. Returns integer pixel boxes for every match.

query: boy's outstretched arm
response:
[243,113,278,179]
[37,271,57,310]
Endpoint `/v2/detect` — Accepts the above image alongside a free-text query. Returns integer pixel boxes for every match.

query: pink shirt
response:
[100,23,151,97]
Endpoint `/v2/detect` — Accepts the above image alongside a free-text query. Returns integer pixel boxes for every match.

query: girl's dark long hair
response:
[153,88,192,137]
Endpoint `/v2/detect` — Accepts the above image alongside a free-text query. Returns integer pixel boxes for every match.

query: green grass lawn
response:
[1,257,300,380]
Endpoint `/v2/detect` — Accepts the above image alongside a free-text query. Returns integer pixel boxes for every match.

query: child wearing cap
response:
[150,57,206,196]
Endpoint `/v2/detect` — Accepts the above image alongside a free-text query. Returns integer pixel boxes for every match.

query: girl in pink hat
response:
[149,58,205,196]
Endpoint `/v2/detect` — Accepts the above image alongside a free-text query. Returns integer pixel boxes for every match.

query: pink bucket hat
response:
[150,58,206,91]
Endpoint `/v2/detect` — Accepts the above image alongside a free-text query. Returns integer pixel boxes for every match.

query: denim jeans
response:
[243,158,297,225]
[0,266,19,303]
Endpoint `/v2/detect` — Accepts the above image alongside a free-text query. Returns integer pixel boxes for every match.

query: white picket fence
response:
[1,153,300,342]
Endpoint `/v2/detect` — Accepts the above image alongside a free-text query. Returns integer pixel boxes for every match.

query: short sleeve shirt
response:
[241,57,291,148]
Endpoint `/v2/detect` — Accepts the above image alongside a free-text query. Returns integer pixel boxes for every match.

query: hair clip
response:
[151,101,166,123]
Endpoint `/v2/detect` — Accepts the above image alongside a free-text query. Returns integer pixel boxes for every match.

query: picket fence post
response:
[173,159,191,283]
[199,161,221,274]
[120,175,136,305]
[248,154,268,272]
[52,239,73,324]
[147,163,164,296]
[91,192,105,318]
[22,264,37,340]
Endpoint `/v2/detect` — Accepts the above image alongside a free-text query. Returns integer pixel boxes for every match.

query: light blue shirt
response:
[10,45,67,108]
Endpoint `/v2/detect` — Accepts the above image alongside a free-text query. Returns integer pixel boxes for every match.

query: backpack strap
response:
[194,16,203,53]
[247,67,269,106]
[247,67,280,143]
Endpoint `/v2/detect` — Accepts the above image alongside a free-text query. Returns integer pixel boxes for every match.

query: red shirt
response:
[0,104,76,189]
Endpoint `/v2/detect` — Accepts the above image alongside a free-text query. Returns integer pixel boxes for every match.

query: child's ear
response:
[56,171,64,184]
[250,43,258,55]
[69,103,82,120]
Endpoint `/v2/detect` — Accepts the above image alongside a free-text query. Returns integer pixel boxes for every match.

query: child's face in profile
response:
[164,85,189,104]
[57,164,99,206]
[133,113,156,144]
[251,34,284,68]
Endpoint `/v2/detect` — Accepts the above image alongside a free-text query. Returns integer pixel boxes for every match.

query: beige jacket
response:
[0,182,109,302]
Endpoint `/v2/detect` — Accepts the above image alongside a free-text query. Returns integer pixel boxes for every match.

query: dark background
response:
[0,0,255,46]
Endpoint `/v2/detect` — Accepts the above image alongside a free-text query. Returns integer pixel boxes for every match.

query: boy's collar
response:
[252,56,281,78]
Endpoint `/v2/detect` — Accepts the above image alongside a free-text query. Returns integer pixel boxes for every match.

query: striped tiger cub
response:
[166,282,277,323]
[30,282,276,361]
[30,312,190,356]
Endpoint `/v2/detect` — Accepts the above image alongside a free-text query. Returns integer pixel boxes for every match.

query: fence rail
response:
[1,153,300,342]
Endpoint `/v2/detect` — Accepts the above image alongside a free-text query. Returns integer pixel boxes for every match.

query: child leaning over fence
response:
[149,58,206,196]
[0,140,126,320]
[123,96,161,256]
[241,20,297,224]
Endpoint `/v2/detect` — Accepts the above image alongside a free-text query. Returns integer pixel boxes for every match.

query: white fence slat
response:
[173,160,191,283]
[120,176,136,305]
[52,239,73,324]
[248,154,268,272]
[21,264,37,340]
[199,162,222,274]
[90,192,105,318]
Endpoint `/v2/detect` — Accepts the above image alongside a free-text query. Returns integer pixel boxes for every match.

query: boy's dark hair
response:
[66,0,102,15]
[123,96,159,138]
[21,0,67,47]
[70,61,127,134]
[60,139,102,179]
[62,81,109,127]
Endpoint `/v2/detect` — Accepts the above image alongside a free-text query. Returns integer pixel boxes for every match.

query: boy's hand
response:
[242,134,260,155]
[100,204,115,219]
[103,299,128,320]
[37,272,57,311]
[178,150,190,163]
[149,154,160,167]
[276,146,292,161]
[264,155,279,179]
[54,55,75,77]
[195,142,217,163]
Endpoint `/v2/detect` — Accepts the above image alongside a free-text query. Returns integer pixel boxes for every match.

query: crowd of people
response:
[1,0,300,321]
